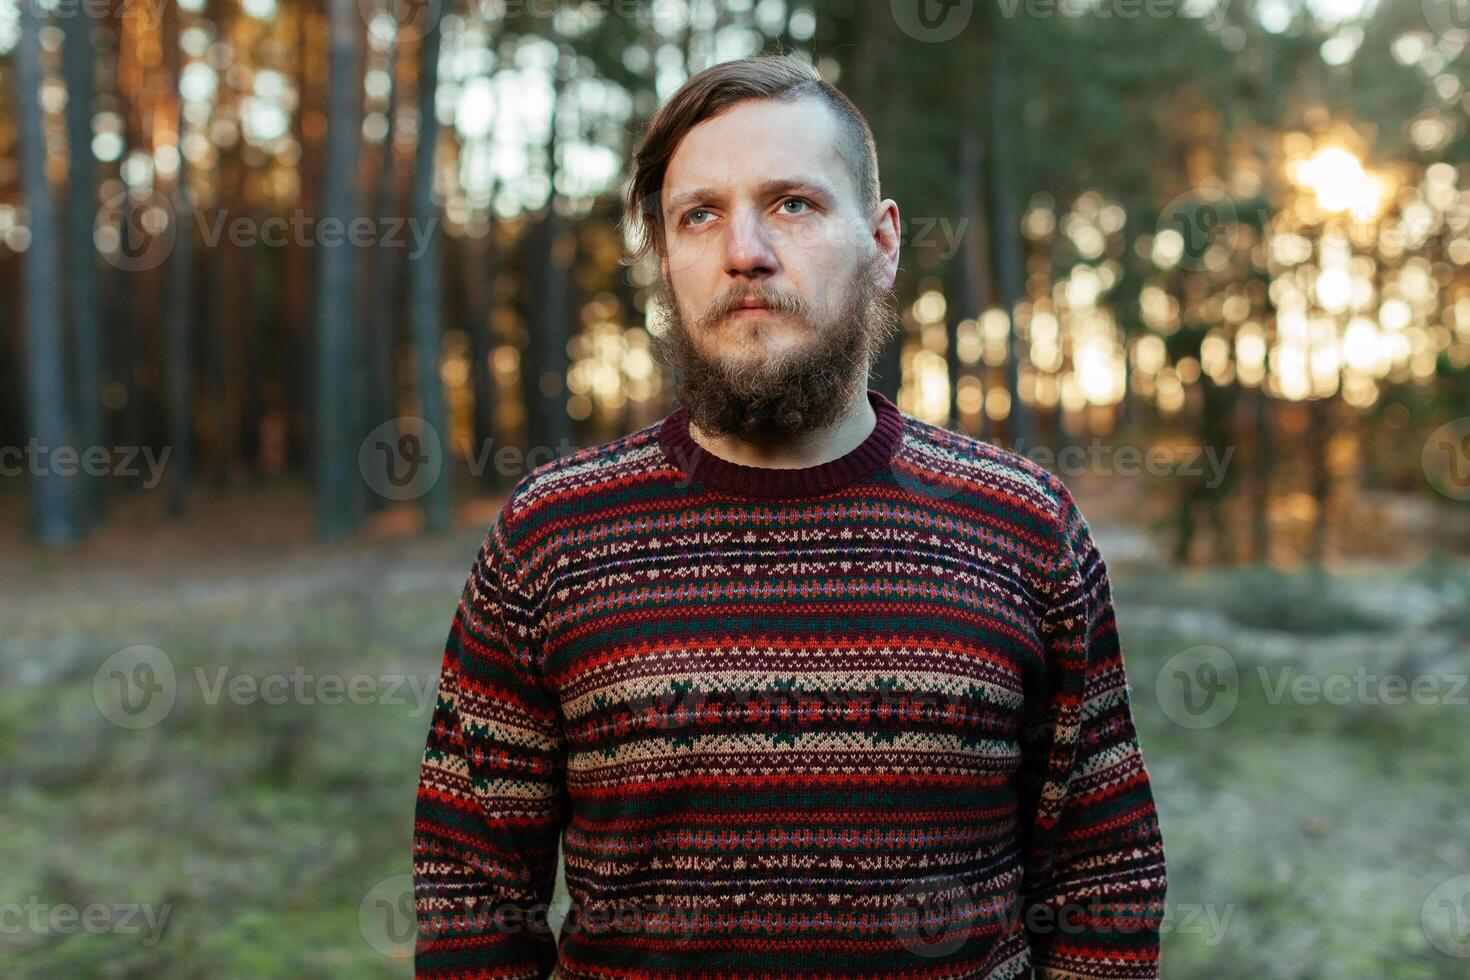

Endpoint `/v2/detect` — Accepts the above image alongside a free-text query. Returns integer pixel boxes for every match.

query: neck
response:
[686,381,875,470]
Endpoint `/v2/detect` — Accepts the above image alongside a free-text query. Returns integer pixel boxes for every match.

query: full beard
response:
[649,250,899,442]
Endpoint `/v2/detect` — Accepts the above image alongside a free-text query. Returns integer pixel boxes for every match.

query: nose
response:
[723,206,779,280]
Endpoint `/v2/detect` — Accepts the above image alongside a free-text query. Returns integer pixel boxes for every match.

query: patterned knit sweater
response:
[413,388,1168,980]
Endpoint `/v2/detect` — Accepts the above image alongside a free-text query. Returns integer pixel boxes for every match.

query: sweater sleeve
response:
[1018,481,1168,979]
[412,511,569,980]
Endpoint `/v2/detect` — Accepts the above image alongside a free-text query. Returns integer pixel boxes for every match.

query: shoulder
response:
[494,416,669,548]
[895,414,1103,611]
[893,410,1075,535]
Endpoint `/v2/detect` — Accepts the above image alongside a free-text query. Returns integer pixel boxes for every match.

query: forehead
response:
[662,96,850,208]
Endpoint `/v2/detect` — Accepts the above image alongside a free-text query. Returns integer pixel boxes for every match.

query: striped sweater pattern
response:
[412,388,1168,979]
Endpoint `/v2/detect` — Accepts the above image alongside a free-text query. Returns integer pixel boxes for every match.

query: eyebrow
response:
[663,178,837,221]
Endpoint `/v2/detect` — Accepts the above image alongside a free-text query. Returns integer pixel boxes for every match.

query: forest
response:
[2,0,1465,561]
[2,1,1470,977]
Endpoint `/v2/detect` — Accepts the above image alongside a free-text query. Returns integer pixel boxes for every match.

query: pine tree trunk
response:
[462,199,501,490]
[314,0,365,539]
[949,123,993,435]
[520,54,574,466]
[987,37,1030,450]
[409,21,451,532]
[363,40,402,515]
[64,10,102,524]
[165,42,196,516]
[18,0,83,543]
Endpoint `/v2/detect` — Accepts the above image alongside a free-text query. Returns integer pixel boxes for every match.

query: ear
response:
[870,198,901,293]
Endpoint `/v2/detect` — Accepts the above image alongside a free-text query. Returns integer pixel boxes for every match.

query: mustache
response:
[706,286,807,321]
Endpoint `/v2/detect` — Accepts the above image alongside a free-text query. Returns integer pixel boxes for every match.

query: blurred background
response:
[2,0,1469,976]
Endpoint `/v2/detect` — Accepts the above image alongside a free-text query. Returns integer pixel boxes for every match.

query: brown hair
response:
[621,54,881,266]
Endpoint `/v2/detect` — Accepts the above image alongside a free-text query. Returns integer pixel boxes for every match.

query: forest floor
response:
[1,482,1467,978]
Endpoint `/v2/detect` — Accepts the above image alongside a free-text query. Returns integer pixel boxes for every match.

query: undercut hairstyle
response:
[620,54,881,266]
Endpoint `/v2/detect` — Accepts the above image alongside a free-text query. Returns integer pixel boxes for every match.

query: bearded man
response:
[413,53,1167,980]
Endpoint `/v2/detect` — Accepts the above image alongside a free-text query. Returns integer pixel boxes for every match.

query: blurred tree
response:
[363,36,403,514]
[63,10,103,525]
[315,0,366,539]
[409,17,452,533]
[165,0,197,517]
[985,23,1030,450]
[519,46,575,462]
[17,2,82,543]
[462,174,503,491]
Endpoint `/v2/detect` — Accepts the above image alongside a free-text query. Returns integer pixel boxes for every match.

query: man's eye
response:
[681,199,809,226]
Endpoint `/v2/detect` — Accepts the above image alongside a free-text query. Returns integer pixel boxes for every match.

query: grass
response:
[1,540,1467,978]
[1116,557,1470,979]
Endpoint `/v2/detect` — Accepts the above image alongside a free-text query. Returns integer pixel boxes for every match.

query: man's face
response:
[650,95,901,442]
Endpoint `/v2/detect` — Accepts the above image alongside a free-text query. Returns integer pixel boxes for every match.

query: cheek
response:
[665,232,722,281]
[787,214,856,259]
[788,273,831,317]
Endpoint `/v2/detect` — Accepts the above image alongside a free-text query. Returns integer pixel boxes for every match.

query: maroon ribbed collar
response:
[657,388,905,499]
